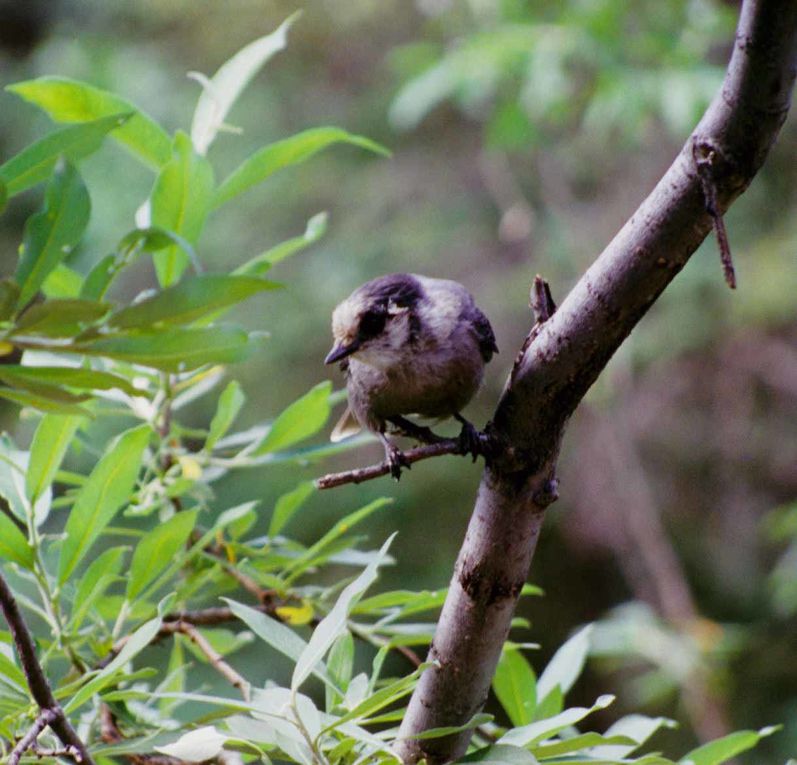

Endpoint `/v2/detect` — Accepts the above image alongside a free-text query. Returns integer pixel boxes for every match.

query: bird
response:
[324,273,498,479]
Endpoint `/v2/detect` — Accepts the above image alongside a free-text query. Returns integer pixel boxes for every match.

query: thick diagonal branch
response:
[395,1,797,761]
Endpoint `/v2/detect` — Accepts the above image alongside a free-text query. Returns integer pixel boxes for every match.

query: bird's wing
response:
[330,405,362,442]
[471,307,499,362]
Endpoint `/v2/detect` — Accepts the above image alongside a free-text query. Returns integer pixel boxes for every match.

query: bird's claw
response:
[456,418,484,462]
[385,443,411,481]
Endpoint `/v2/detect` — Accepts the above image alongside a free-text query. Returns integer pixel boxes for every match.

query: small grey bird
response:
[325,273,498,479]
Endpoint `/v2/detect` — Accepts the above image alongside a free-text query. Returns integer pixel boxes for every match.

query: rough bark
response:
[395,1,797,761]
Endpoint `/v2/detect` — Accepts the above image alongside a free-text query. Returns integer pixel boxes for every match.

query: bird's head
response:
[325,274,423,370]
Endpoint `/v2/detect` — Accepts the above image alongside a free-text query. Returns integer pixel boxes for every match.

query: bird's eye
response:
[359,310,387,339]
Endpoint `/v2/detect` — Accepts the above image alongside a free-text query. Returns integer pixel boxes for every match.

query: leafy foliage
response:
[0,16,777,765]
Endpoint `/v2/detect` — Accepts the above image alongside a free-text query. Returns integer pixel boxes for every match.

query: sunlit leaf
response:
[156,727,228,761]
[459,744,540,765]
[536,624,592,701]
[292,533,395,690]
[15,159,90,309]
[190,13,299,155]
[25,413,82,505]
[493,645,537,727]
[268,480,314,536]
[205,380,246,450]
[149,131,215,286]
[58,424,150,583]
[108,275,276,329]
[214,127,390,208]
[7,77,171,168]
[0,114,130,197]
[254,381,331,455]
[70,545,128,629]
[679,726,779,765]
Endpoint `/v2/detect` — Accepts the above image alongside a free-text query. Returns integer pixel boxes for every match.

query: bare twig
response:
[693,141,737,288]
[0,571,95,765]
[8,708,58,765]
[315,440,463,489]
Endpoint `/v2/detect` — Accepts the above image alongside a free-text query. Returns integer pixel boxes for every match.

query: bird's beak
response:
[325,339,360,364]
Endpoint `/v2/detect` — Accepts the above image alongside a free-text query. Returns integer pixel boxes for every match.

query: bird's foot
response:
[386,416,446,445]
[379,434,411,481]
[454,414,485,462]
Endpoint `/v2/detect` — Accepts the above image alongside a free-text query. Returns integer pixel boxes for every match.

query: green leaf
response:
[156,727,228,762]
[64,614,163,712]
[0,512,34,568]
[292,533,395,690]
[0,436,51,525]
[11,299,110,337]
[590,715,678,761]
[493,645,537,727]
[325,632,354,711]
[254,381,332,455]
[679,727,779,765]
[26,413,82,505]
[532,732,638,759]
[499,694,615,747]
[8,77,171,169]
[214,127,390,208]
[459,744,540,765]
[410,713,493,740]
[0,280,20,321]
[283,497,391,581]
[42,263,84,299]
[235,212,327,276]
[73,325,256,372]
[0,366,139,398]
[127,509,199,600]
[108,275,276,330]
[190,13,298,155]
[149,131,215,286]
[353,588,446,616]
[206,380,245,450]
[268,480,314,536]
[58,424,150,583]
[70,545,128,629]
[15,160,90,309]
[223,598,336,690]
[0,386,92,416]
[536,624,592,701]
[0,114,130,197]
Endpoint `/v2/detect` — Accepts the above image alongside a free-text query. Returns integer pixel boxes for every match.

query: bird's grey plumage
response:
[325,273,497,478]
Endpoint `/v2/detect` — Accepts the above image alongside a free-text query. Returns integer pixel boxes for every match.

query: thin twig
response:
[693,141,737,289]
[0,571,95,765]
[163,621,251,701]
[8,708,58,765]
[315,440,463,490]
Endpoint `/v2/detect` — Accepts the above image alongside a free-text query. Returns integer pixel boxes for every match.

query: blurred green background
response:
[1,0,796,761]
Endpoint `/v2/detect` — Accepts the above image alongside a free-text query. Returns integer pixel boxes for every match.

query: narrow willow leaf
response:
[0,280,20,321]
[268,481,314,536]
[532,732,638,759]
[0,386,91,416]
[499,694,615,747]
[127,509,199,599]
[26,413,82,504]
[0,512,34,569]
[0,366,139,398]
[149,132,215,286]
[0,114,129,197]
[283,497,391,581]
[292,534,395,691]
[190,13,298,155]
[325,632,354,711]
[493,645,537,727]
[58,424,150,583]
[590,714,678,760]
[0,437,50,525]
[11,298,110,337]
[679,726,779,765]
[70,545,128,629]
[223,598,336,690]
[214,127,390,208]
[410,713,493,740]
[108,275,276,329]
[459,744,541,765]
[15,160,90,308]
[536,624,592,701]
[64,614,163,712]
[156,727,228,761]
[235,211,328,276]
[206,380,245,450]
[73,325,256,372]
[7,77,171,169]
[254,381,331,455]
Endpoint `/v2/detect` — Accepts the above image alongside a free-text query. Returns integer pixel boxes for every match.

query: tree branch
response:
[394,1,797,761]
[0,571,95,765]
